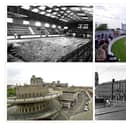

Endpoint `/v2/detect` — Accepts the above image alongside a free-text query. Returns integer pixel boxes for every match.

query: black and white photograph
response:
[7,5,93,62]
[95,63,126,120]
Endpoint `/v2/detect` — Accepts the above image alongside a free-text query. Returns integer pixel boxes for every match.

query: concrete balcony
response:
[8,91,62,104]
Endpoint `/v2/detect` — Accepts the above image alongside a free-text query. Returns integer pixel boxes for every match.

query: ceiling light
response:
[53,12,57,15]
[64,26,68,29]
[77,13,86,16]
[60,11,64,14]
[64,13,67,16]
[58,26,61,29]
[61,19,68,22]
[23,20,29,25]
[35,22,41,26]
[22,5,30,10]
[62,7,67,10]
[70,7,80,11]
[40,11,45,14]
[51,15,56,18]
[70,13,74,15]
[57,14,61,16]
[47,9,52,12]
[46,13,51,16]
[66,10,71,13]
[54,8,59,11]
[39,6,46,10]
[7,18,13,23]
[45,23,50,28]
[52,24,56,28]
[32,8,39,13]
[82,8,92,12]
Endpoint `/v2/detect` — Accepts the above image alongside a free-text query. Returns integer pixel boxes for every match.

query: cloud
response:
[95,4,126,28]
[7,63,93,87]
[96,63,126,83]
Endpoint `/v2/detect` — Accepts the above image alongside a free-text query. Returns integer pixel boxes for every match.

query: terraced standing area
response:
[111,37,126,62]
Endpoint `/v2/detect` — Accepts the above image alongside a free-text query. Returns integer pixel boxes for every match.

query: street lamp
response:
[112,78,115,100]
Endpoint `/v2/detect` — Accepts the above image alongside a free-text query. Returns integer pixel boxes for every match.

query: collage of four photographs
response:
[7,4,126,120]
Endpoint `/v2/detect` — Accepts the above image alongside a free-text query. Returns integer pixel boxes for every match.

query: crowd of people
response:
[95,31,119,62]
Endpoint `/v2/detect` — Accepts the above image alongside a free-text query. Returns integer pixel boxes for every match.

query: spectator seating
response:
[7,23,63,36]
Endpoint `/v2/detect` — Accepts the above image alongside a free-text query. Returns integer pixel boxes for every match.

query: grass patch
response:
[112,37,126,62]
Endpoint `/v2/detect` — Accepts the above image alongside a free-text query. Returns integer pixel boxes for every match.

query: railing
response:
[7,91,62,104]
[112,100,126,104]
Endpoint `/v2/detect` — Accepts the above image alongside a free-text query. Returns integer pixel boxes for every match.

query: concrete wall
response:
[16,101,49,113]
[16,85,48,99]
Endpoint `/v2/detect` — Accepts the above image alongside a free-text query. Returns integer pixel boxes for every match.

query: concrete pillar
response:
[39,103,41,111]
[24,107,26,113]
[20,107,21,113]
[22,107,24,113]
[35,104,37,112]
[38,104,40,111]
[27,106,29,113]
[20,107,22,112]
[31,106,33,113]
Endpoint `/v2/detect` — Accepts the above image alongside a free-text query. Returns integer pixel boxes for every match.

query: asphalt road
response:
[96,108,126,120]
[70,92,93,120]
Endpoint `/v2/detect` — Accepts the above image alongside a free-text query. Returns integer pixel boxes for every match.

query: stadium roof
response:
[8,5,93,24]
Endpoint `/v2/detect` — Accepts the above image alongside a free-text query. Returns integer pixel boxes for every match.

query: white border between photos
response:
[0,0,126,126]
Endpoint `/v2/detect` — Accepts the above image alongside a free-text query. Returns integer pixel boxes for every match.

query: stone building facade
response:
[16,85,49,113]
[16,85,48,99]
[96,79,126,101]
[59,88,80,109]
[16,101,49,113]
[122,23,126,31]
[30,75,43,85]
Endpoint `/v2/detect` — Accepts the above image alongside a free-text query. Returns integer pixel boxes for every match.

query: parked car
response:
[84,105,89,111]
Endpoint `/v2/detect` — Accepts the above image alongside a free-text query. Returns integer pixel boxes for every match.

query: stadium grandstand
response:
[7,5,93,62]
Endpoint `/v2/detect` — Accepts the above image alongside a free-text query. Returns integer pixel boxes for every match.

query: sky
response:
[95,63,126,84]
[95,4,126,29]
[7,63,93,87]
